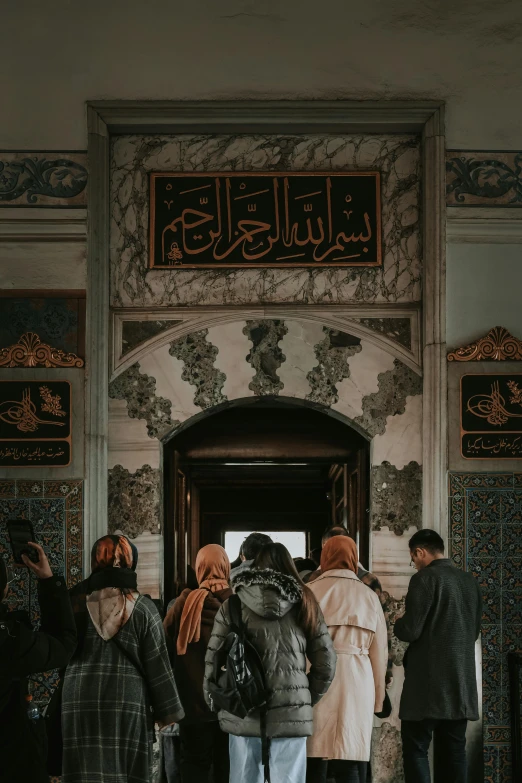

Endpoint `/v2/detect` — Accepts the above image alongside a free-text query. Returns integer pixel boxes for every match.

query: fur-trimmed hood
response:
[232,567,302,619]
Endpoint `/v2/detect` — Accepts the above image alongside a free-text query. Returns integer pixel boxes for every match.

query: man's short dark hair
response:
[408,529,445,555]
[322,526,351,546]
[241,532,273,561]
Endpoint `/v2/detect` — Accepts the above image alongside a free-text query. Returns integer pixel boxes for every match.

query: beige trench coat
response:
[307,569,387,761]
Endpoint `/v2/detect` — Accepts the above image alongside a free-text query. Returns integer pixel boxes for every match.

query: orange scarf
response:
[176,544,230,655]
[321,535,359,574]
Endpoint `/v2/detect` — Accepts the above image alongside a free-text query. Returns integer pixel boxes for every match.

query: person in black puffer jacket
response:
[204,542,336,783]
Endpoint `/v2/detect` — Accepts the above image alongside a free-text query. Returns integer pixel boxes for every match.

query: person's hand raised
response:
[21,542,52,579]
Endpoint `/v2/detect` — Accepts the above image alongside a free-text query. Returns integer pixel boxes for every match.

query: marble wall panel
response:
[371,461,422,534]
[169,329,226,409]
[332,341,396,422]
[121,319,182,356]
[351,317,412,350]
[306,328,362,407]
[108,399,160,471]
[108,464,161,538]
[108,362,178,439]
[354,359,423,438]
[139,345,200,422]
[209,322,256,401]
[244,319,288,396]
[129,531,163,600]
[110,134,421,307]
[277,320,326,399]
[372,394,423,470]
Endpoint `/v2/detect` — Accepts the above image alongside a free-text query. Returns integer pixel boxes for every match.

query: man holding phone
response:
[0,540,77,783]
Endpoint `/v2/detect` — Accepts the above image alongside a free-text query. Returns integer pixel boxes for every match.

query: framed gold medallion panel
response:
[149,171,382,269]
[0,380,72,467]
[461,374,522,459]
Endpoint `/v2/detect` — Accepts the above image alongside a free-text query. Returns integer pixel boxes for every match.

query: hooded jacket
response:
[203,568,336,738]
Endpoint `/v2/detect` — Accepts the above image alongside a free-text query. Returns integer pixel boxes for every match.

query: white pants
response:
[229,735,307,783]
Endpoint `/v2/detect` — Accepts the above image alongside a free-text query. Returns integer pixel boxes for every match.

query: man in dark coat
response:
[395,529,482,783]
[0,542,77,783]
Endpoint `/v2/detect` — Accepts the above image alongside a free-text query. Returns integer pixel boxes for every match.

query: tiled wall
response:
[449,473,522,783]
[0,478,83,706]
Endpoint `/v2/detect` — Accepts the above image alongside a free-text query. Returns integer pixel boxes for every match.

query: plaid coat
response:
[62,595,184,783]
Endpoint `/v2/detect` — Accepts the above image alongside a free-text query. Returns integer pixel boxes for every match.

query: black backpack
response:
[207,593,271,781]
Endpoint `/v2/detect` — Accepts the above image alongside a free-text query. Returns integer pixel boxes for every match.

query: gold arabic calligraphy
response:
[153,173,380,267]
[466,381,522,427]
[0,445,66,461]
[0,387,66,433]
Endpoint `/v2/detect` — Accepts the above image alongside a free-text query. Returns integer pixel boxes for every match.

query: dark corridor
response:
[163,400,369,604]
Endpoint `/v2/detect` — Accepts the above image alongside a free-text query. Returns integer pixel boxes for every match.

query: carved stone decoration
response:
[0,332,85,368]
[447,326,522,362]
[0,152,87,206]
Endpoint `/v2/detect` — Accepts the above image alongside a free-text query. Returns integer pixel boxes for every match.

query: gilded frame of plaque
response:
[0,380,72,468]
[149,171,382,269]
[460,373,522,459]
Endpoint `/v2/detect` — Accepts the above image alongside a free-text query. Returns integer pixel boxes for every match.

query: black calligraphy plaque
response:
[149,172,381,269]
[0,380,71,467]
[461,374,522,459]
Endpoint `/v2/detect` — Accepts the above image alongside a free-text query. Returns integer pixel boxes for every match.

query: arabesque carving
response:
[0,332,84,368]
[447,326,522,362]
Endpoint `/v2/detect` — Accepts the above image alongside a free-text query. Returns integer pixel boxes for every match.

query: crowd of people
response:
[0,524,482,783]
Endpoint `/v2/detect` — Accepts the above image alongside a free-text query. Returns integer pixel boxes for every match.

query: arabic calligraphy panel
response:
[0,380,71,467]
[461,374,522,459]
[149,172,381,269]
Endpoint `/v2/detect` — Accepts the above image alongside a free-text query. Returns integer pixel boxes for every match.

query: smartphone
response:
[7,520,39,565]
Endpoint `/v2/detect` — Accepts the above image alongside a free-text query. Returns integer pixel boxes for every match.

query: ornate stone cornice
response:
[0,332,84,368]
[447,326,522,362]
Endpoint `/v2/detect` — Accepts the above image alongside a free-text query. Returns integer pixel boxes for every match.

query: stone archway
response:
[108,316,422,581]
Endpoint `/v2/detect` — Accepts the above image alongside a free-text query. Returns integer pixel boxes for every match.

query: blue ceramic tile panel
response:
[0,479,83,706]
[449,473,522,779]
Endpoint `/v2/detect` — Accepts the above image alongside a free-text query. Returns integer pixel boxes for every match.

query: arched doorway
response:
[163,397,369,603]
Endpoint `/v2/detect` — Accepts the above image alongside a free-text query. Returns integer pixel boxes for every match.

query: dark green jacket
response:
[394,558,482,721]
[203,568,336,738]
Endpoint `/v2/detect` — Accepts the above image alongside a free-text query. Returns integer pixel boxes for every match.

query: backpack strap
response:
[228,593,244,635]
[228,592,270,782]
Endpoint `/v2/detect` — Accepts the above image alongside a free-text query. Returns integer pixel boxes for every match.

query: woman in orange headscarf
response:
[306,536,388,783]
[164,544,232,783]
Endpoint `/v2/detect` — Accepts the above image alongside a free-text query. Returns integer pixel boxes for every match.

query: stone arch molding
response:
[108,316,423,543]
[111,308,421,379]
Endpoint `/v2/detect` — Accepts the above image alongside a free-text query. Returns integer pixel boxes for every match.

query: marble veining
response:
[110,134,421,307]
[121,319,182,356]
[169,329,226,409]
[371,461,422,534]
[351,317,412,349]
[108,464,161,537]
[306,328,362,407]
[244,319,288,395]
[355,359,422,438]
[108,362,178,439]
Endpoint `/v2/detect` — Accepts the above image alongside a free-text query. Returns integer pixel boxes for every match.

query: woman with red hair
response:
[306,536,387,783]
[62,535,184,783]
